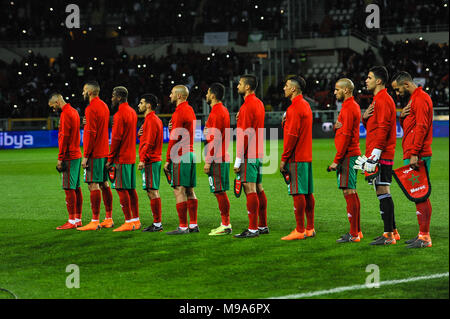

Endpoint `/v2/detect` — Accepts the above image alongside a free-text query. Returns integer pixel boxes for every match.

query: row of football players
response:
[50,68,433,247]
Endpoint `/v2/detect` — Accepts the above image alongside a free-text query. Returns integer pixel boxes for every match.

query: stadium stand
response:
[0,0,448,122]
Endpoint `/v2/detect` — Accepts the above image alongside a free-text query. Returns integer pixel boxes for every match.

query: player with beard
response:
[355,66,399,245]
[137,94,164,232]
[164,85,199,235]
[49,93,83,229]
[105,86,140,232]
[77,81,114,231]
[391,71,433,248]
[233,74,268,238]
[328,78,362,243]
[203,83,232,236]
[279,76,316,240]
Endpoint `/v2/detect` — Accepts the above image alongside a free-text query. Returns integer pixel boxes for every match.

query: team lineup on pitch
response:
[50,69,435,249]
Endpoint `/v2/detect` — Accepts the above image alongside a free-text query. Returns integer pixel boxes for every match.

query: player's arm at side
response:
[108,113,123,163]
[58,112,71,161]
[83,107,97,158]
[235,106,249,167]
[281,108,300,162]
[139,119,150,163]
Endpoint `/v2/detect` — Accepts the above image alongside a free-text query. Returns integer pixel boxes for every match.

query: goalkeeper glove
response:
[364,148,381,172]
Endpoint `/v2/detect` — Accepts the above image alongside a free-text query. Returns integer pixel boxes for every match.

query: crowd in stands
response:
[1,0,284,42]
[1,36,448,120]
[318,0,449,37]
[0,0,448,121]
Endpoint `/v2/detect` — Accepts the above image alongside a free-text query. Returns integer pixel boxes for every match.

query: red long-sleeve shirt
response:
[281,94,312,163]
[205,102,230,163]
[236,93,265,160]
[400,86,433,159]
[138,111,163,163]
[108,103,137,164]
[83,96,110,159]
[362,88,397,161]
[333,96,361,164]
[58,103,81,161]
[166,101,197,162]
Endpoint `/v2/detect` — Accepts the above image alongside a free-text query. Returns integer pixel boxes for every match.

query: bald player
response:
[78,81,114,231]
[391,71,433,248]
[328,78,363,243]
[164,85,199,235]
[49,93,83,229]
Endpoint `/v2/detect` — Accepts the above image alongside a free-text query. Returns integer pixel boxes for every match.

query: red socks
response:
[90,189,101,220]
[150,198,162,224]
[176,202,188,228]
[246,192,259,231]
[344,193,361,237]
[293,194,306,233]
[75,187,83,220]
[257,190,267,228]
[101,186,113,218]
[187,198,198,225]
[64,189,76,220]
[305,194,315,231]
[416,199,432,235]
[215,192,230,226]
[116,190,132,220]
[128,189,139,219]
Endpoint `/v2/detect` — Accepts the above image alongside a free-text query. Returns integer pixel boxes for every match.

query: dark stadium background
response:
[0,0,448,139]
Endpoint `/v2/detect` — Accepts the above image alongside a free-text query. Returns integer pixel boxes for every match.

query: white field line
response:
[270,272,449,299]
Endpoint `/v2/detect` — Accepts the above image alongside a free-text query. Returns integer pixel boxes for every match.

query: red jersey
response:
[166,101,197,162]
[108,103,137,164]
[236,93,265,160]
[333,96,361,164]
[400,87,433,159]
[362,88,397,161]
[205,102,230,163]
[83,96,110,159]
[281,94,312,163]
[58,103,81,161]
[139,111,163,163]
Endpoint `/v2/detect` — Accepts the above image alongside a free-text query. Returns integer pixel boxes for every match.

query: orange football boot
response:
[77,221,100,231]
[305,228,316,238]
[393,229,400,240]
[358,231,364,239]
[281,229,306,240]
[133,220,141,230]
[100,219,114,228]
[113,222,135,232]
[56,221,77,230]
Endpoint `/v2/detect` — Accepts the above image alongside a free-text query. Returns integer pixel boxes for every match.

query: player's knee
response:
[147,189,159,199]
[342,188,356,196]
[88,183,100,191]
[256,183,264,193]
[99,181,110,189]
[186,187,196,199]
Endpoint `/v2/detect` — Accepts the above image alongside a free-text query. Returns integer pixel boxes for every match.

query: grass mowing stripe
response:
[270,272,449,299]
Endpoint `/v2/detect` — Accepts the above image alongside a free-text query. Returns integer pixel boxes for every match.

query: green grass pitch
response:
[0,138,448,299]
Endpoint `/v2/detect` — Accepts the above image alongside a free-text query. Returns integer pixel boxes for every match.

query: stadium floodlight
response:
[22,30,26,34]
[18,71,22,75]
[50,7,53,11]
[25,63,29,66]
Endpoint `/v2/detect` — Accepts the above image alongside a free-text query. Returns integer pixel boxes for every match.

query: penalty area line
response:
[269,272,449,299]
